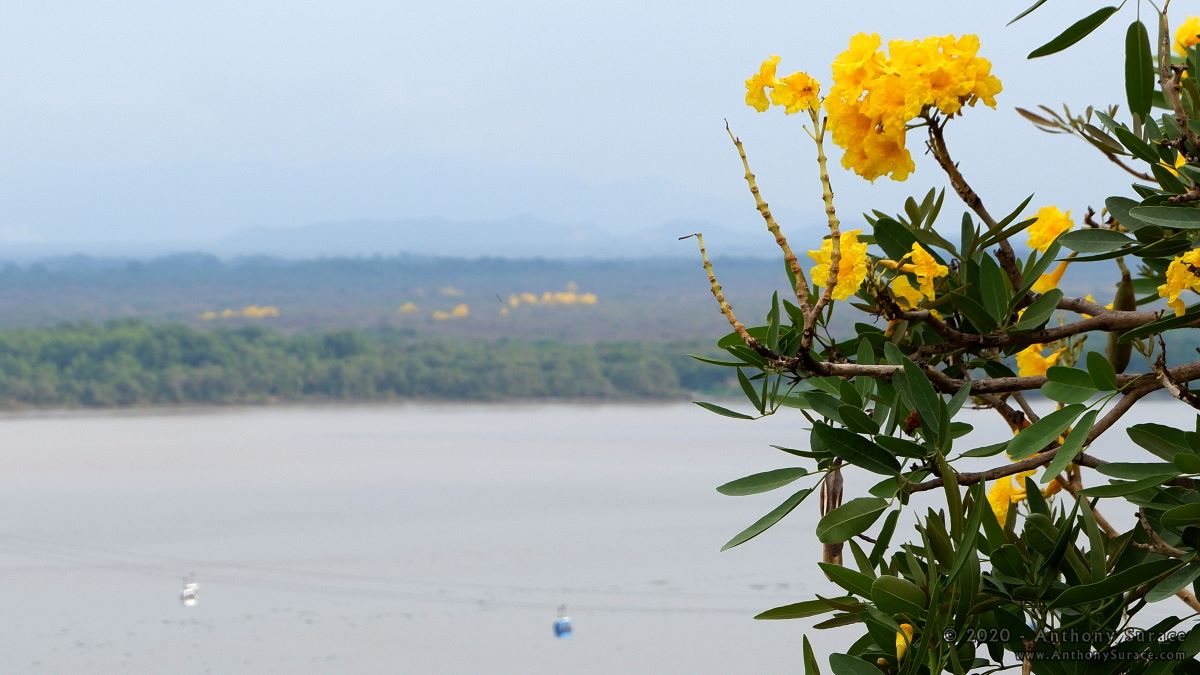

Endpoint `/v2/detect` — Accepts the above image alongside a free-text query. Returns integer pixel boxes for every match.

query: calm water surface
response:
[0,401,1191,673]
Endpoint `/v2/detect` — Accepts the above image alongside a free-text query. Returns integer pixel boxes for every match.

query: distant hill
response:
[0,216,779,261]
[0,253,794,342]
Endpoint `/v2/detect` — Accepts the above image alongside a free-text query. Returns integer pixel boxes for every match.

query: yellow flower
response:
[890,274,925,309]
[745,56,780,112]
[1016,343,1062,377]
[1027,206,1073,252]
[1176,16,1200,56]
[896,623,914,661]
[771,71,821,114]
[1031,260,1069,294]
[826,33,1001,182]
[987,470,1035,523]
[1164,152,1189,177]
[808,229,870,301]
[903,243,949,299]
[1158,250,1200,316]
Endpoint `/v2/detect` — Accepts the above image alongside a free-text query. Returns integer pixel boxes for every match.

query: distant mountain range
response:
[0,216,786,261]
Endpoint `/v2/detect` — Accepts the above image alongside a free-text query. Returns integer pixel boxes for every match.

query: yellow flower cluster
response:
[199,305,280,320]
[1158,250,1200,316]
[745,56,821,114]
[1026,206,1073,252]
[887,243,949,310]
[505,283,599,311]
[1016,343,1062,377]
[1176,16,1200,56]
[808,229,870,301]
[826,33,1002,181]
[398,301,419,314]
[432,304,470,321]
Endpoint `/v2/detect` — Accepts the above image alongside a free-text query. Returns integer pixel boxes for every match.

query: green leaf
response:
[1028,6,1119,58]
[1107,196,1148,230]
[1125,21,1155,117]
[1096,462,1181,480]
[754,596,855,620]
[716,468,808,496]
[961,441,1009,458]
[1041,366,1099,404]
[1105,117,1161,164]
[819,562,875,598]
[778,391,844,422]
[1008,404,1085,460]
[1119,304,1200,343]
[694,401,754,420]
[721,488,814,550]
[1048,559,1182,609]
[736,369,762,412]
[871,575,926,617]
[1128,206,1200,229]
[838,405,881,435]
[892,357,944,441]
[812,423,900,476]
[1014,240,1063,301]
[873,217,919,262]
[816,497,889,544]
[1146,564,1200,603]
[1128,423,1192,461]
[803,637,821,675]
[1041,410,1098,484]
[875,435,929,459]
[1087,351,1118,390]
[827,655,882,675]
[1009,0,1049,25]
[1162,504,1200,529]
[1078,475,1166,497]
[951,291,999,332]
[978,254,1012,321]
[1011,289,1063,332]
[1057,228,1137,252]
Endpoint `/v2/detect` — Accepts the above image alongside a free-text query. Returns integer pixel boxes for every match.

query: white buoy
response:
[180,577,199,607]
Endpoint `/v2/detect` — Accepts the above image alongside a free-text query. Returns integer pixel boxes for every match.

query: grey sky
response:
[0,1,1184,255]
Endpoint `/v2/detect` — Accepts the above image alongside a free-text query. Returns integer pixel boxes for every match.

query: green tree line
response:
[0,320,733,407]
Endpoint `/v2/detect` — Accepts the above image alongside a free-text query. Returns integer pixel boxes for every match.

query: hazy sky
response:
[0,1,1185,254]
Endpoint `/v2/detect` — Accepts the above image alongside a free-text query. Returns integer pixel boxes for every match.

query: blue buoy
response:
[553,605,573,638]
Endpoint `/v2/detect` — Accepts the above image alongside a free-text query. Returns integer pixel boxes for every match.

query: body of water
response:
[0,400,1192,673]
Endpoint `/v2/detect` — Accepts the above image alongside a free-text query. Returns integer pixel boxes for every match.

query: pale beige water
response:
[0,401,1189,673]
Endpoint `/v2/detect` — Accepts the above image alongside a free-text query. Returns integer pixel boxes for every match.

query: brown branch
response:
[1137,508,1189,558]
[725,123,812,310]
[805,110,842,346]
[925,115,1023,290]
[1159,1,1200,161]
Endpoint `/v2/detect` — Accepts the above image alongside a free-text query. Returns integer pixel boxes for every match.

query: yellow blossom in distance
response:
[771,71,821,114]
[1016,343,1063,377]
[1176,16,1200,56]
[1158,250,1200,316]
[896,623,914,661]
[1031,260,1069,294]
[745,56,780,112]
[399,302,419,314]
[825,33,1002,181]
[808,229,870,301]
[1027,206,1073,252]
[199,310,217,321]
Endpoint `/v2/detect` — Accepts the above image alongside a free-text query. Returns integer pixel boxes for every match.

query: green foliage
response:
[699,4,1200,672]
[0,320,733,407]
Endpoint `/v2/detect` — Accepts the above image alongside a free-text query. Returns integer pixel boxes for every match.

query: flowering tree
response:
[693,4,1200,673]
